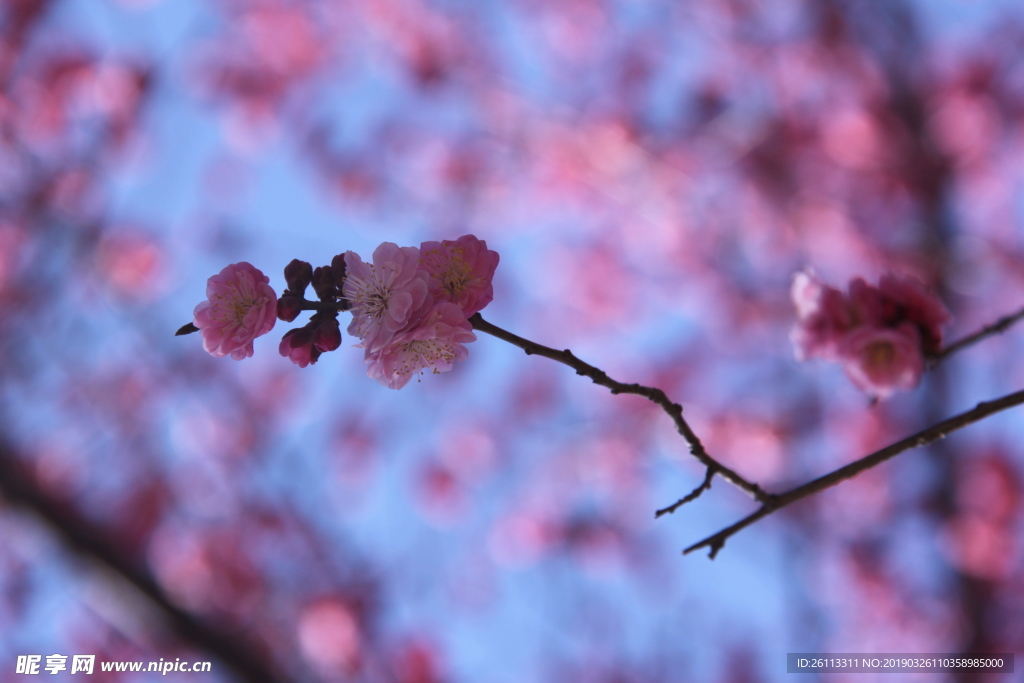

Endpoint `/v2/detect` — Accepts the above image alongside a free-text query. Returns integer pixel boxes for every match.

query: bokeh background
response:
[1,0,1024,681]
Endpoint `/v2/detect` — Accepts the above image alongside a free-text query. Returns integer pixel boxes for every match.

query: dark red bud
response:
[277,295,303,322]
[284,259,313,294]
[287,327,313,349]
[313,318,342,352]
[331,253,347,284]
[312,265,335,301]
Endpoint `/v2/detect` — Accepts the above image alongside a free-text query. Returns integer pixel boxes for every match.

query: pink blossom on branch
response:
[842,323,925,398]
[877,274,952,354]
[364,302,477,390]
[790,270,950,398]
[343,243,431,353]
[419,234,499,317]
[193,262,277,360]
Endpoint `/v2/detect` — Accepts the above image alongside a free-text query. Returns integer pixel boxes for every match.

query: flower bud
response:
[284,259,313,294]
[312,265,336,301]
[331,253,347,283]
[313,318,342,352]
[277,295,303,322]
[279,327,316,367]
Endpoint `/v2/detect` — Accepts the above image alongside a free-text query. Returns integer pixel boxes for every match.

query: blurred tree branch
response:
[0,440,294,683]
[931,305,1024,365]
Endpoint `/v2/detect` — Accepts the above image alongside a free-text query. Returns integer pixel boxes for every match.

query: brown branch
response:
[0,442,295,683]
[683,387,1024,558]
[931,305,1024,364]
[655,467,715,517]
[469,314,774,505]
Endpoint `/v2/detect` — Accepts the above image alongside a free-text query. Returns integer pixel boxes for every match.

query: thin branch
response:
[683,387,1024,558]
[469,314,774,504]
[0,442,294,683]
[655,467,714,517]
[931,305,1024,363]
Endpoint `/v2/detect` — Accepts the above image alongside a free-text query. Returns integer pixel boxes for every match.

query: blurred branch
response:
[0,442,294,683]
[683,387,1024,559]
[931,305,1024,364]
[468,313,776,505]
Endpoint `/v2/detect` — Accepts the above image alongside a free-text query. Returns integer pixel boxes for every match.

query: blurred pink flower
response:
[193,262,277,360]
[791,271,950,398]
[877,274,952,354]
[841,323,925,398]
[364,302,476,390]
[790,271,853,360]
[419,234,499,316]
[343,243,431,352]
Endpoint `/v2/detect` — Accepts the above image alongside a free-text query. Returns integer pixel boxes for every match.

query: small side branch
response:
[655,467,715,517]
[683,387,1024,558]
[932,305,1024,363]
[469,314,773,504]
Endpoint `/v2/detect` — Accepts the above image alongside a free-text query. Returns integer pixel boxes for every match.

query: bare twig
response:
[0,442,294,683]
[683,387,1024,558]
[655,467,715,517]
[469,314,774,505]
[931,305,1024,364]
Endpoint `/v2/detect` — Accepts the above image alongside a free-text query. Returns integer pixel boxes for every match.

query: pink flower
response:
[193,262,277,360]
[790,271,853,361]
[279,328,319,368]
[791,270,951,399]
[419,234,499,317]
[878,274,951,354]
[342,243,431,353]
[364,302,477,390]
[841,323,925,398]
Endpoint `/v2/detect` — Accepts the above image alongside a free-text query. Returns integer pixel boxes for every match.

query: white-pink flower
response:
[841,323,925,398]
[343,243,431,353]
[790,271,853,361]
[193,262,277,360]
[419,234,499,317]
[364,302,477,390]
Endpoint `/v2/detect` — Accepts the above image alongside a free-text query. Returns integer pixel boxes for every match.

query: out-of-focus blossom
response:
[791,271,949,398]
[193,262,277,360]
[419,234,499,316]
[790,271,853,360]
[95,230,165,301]
[343,243,430,353]
[841,324,925,398]
[877,274,952,354]
[298,599,362,675]
[364,302,476,390]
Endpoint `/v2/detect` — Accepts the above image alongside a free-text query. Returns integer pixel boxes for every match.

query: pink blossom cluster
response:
[791,271,952,398]
[344,235,498,389]
[189,235,498,388]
